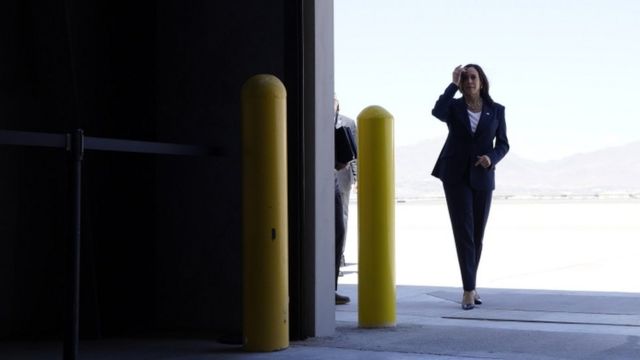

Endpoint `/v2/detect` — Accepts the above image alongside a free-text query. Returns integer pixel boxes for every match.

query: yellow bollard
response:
[357,105,395,328]
[241,74,289,351]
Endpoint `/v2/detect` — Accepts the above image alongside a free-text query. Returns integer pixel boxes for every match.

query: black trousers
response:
[443,182,493,291]
[334,180,346,291]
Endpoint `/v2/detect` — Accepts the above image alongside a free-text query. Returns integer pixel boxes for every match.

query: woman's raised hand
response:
[452,65,464,86]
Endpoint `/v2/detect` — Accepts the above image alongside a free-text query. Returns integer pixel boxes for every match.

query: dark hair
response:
[463,63,494,105]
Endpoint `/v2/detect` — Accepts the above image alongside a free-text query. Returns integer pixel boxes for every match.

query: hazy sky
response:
[335,0,640,161]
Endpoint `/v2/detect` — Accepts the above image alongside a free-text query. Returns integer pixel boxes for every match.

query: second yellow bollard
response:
[241,74,289,351]
[357,105,396,328]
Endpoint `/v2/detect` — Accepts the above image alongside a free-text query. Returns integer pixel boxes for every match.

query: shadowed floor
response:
[2,284,639,359]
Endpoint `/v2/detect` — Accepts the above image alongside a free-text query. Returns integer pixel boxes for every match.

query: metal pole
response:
[64,129,84,360]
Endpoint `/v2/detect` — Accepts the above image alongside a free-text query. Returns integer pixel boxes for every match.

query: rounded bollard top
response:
[357,105,393,123]
[242,74,286,100]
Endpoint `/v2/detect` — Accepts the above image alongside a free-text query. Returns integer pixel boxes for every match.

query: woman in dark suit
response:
[431,64,509,310]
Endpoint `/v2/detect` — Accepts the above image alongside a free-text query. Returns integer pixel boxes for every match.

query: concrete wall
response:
[304,0,335,337]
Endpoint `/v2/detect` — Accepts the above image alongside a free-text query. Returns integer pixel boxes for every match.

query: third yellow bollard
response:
[357,105,395,328]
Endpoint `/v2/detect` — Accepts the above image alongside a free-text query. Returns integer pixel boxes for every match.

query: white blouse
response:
[467,110,481,133]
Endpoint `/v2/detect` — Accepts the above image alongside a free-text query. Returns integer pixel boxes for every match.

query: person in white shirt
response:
[335,99,357,265]
[334,96,357,305]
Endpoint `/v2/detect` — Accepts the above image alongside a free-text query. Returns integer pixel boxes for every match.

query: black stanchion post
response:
[64,129,84,360]
[0,128,222,359]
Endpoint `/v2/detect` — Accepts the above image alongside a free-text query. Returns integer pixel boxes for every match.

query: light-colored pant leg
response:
[338,185,351,258]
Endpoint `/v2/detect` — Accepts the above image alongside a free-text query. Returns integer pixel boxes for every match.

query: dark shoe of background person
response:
[461,291,475,310]
[335,293,350,305]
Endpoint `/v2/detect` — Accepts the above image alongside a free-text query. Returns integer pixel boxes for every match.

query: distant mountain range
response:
[393,138,640,199]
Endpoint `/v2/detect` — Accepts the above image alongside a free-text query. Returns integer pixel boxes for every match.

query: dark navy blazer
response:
[431,83,510,191]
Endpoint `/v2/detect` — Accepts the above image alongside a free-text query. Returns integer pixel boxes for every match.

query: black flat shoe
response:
[335,293,350,305]
[461,291,475,310]
[474,293,483,305]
